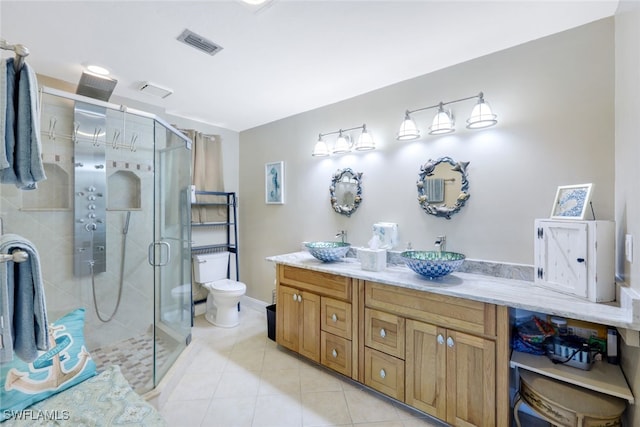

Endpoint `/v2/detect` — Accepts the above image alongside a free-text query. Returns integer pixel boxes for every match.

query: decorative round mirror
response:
[330,168,363,217]
[416,157,470,219]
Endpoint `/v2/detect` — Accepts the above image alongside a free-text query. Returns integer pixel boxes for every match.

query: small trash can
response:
[266,304,276,341]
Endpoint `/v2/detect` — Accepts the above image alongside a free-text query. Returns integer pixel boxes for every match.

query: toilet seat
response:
[171,284,191,298]
[205,279,246,293]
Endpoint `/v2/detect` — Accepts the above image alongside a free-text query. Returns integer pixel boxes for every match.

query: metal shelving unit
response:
[191,191,239,302]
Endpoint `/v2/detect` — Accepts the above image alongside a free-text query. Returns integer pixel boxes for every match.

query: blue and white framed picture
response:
[550,183,593,220]
[265,161,285,204]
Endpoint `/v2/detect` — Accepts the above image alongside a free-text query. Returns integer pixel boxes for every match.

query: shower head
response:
[76,71,117,102]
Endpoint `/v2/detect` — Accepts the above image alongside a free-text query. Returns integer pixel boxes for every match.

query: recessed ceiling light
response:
[87,64,110,76]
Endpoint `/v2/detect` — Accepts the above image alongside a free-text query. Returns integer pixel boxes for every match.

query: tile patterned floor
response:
[92,332,171,393]
[159,306,446,427]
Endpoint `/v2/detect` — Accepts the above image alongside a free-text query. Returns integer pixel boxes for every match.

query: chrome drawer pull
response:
[332,349,338,358]
[447,336,454,348]
[379,369,386,379]
[380,328,386,338]
[437,334,445,345]
[331,313,338,323]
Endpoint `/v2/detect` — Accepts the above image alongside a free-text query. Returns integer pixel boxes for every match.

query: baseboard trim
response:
[241,295,269,312]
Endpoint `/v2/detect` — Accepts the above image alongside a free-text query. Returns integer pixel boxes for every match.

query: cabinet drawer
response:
[279,265,351,300]
[321,331,352,377]
[365,281,495,336]
[364,347,405,401]
[321,297,352,339]
[365,308,405,359]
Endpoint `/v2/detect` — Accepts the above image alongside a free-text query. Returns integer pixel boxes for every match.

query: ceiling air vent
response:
[177,29,223,56]
[139,82,173,99]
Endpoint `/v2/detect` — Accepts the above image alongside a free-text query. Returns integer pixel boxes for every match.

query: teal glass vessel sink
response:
[401,251,465,278]
[305,241,351,262]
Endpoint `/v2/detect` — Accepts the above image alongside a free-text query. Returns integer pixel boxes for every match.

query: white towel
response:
[0,233,50,363]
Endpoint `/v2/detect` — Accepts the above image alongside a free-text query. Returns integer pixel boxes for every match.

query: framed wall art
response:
[265,161,285,204]
[550,183,593,220]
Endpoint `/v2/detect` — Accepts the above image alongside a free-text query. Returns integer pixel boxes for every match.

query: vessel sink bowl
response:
[401,251,465,278]
[306,241,351,262]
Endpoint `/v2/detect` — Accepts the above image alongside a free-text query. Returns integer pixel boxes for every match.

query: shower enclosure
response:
[0,86,192,393]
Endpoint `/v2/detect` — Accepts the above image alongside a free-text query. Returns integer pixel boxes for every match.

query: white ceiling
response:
[0,0,619,132]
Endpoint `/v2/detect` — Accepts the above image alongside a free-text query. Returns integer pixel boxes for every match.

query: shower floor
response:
[91,331,172,394]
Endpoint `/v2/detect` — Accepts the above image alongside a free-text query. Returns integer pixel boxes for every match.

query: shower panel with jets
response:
[73,101,107,276]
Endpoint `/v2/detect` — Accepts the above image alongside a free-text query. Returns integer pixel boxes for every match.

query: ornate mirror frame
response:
[416,157,470,219]
[330,168,363,217]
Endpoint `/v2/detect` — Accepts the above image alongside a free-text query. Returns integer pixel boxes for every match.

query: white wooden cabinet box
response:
[534,219,615,302]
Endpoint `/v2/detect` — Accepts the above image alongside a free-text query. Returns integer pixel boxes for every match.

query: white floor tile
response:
[302,390,352,426]
[252,394,303,427]
[159,307,447,427]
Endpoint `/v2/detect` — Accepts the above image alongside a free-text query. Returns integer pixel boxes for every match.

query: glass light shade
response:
[429,108,455,135]
[312,138,329,157]
[354,129,375,151]
[467,99,497,129]
[332,134,351,154]
[397,116,420,140]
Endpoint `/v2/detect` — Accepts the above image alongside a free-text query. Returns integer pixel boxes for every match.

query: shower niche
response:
[107,170,141,210]
[21,162,71,210]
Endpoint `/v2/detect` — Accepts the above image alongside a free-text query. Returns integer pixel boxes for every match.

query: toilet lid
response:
[210,279,246,292]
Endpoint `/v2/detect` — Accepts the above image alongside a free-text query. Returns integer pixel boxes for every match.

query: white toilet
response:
[193,252,246,328]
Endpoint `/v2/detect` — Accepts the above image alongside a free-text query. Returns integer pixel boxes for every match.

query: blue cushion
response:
[1,308,97,422]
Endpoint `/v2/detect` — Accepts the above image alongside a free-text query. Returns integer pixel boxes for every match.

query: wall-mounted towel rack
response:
[0,38,29,71]
[0,219,29,263]
[0,251,28,264]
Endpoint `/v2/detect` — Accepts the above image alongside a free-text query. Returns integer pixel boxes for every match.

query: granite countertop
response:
[267,251,640,330]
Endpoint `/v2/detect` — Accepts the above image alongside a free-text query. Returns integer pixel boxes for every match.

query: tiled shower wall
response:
[0,93,157,351]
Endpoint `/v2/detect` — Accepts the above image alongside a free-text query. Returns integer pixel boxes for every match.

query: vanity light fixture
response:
[397,92,497,140]
[312,124,375,157]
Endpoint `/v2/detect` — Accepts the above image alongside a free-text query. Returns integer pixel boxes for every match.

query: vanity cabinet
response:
[275,264,509,427]
[365,281,509,427]
[405,319,496,425]
[276,265,357,376]
[277,284,321,362]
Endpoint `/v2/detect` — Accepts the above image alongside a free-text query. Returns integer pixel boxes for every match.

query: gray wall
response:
[615,1,640,425]
[239,18,615,305]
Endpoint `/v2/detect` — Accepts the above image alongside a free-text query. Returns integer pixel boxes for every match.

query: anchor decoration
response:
[4,323,92,393]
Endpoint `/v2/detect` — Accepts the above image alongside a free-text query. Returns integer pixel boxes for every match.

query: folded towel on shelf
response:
[0,233,49,363]
[0,58,46,189]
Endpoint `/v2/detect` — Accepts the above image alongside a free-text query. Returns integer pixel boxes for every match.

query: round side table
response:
[514,369,626,427]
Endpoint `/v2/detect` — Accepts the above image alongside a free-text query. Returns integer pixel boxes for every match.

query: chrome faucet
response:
[336,230,347,243]
[435,235,446,253]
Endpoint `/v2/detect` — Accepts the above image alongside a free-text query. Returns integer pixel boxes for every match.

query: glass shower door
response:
[152,121,192,385]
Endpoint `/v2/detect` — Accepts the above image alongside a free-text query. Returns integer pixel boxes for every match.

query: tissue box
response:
[373,222,398,249]
[358,248,387,272]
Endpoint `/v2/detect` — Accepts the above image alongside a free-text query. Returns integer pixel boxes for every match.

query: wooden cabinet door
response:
[277,285,301,352]
[299,290,321,362]
[445,330,496,427]
[405,319,446,420]
[535,220,588,298]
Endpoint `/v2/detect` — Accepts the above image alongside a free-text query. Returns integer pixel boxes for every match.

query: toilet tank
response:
[193,252,230,283]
